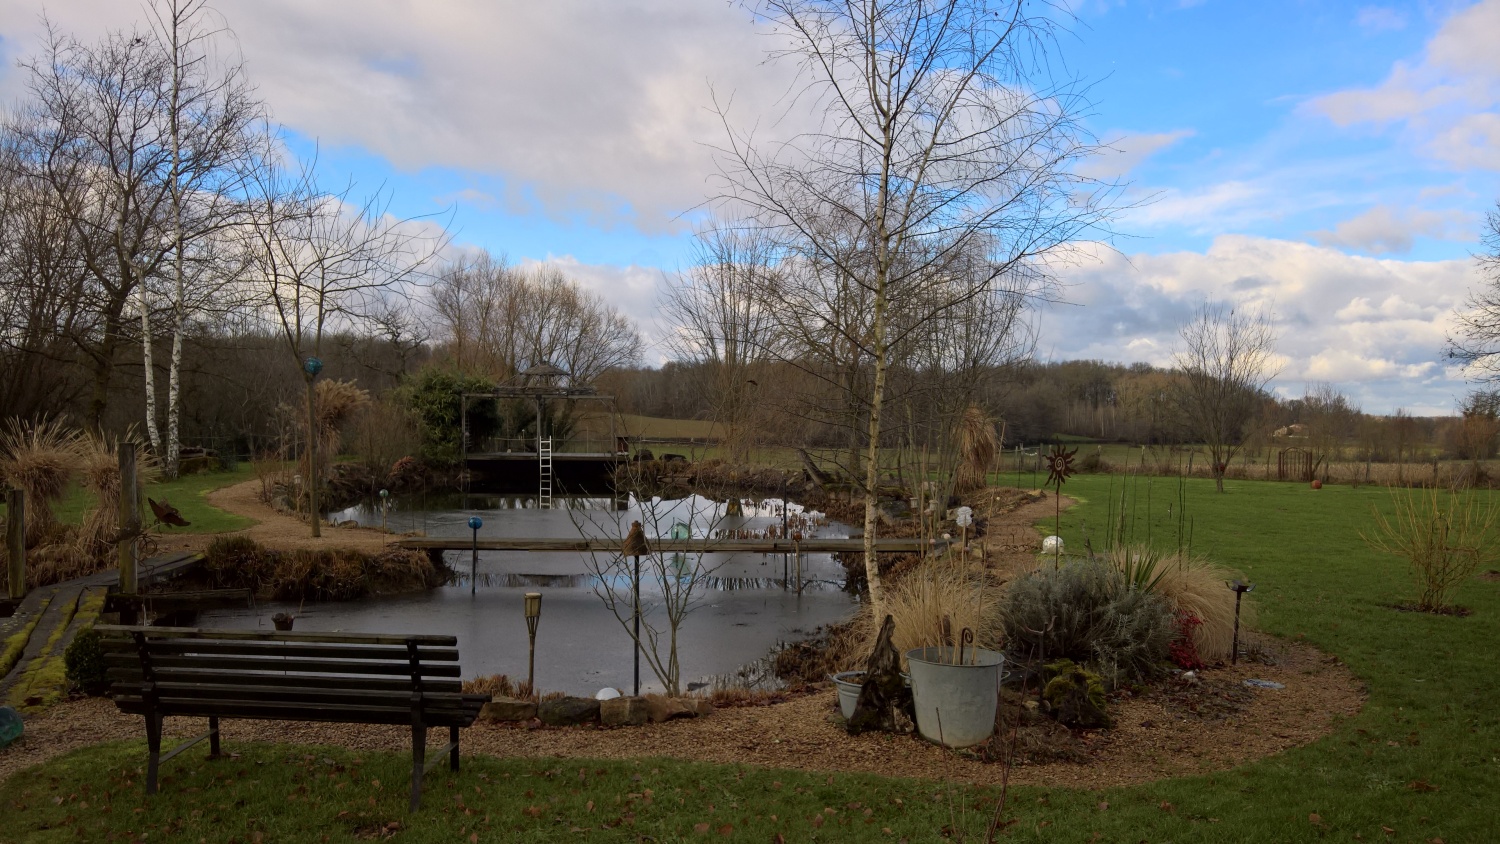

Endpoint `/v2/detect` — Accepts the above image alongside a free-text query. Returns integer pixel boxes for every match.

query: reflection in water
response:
[210,491,859,694]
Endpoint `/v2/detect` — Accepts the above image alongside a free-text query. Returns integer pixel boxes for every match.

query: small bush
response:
[1042,659,1111,728]
[1000,560,1175,687]
[204,537,441,601]
[1104,547,1244,663]
[1363,486,1500,611]
[63,627,110,696]
[848,556,1003,665]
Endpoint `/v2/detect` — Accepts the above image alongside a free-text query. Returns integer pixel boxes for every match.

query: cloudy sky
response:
[3,0,1497,415]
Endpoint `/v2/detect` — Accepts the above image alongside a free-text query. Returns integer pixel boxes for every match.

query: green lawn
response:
[1,464,256,535]
[3,474,1498,841]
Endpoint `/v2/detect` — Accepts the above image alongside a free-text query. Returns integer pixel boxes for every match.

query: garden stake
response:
[468,516,483,595]
[622,521,650,696]
[1228,580,1255,664]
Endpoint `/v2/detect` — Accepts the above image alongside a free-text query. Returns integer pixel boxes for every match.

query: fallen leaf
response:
[586,800,594,812]
[1159,801,1175,813]
[1310,813,1324,826]
[812,815,825,828]
[717,824,733,836]
[523,806,543,818]
[1382,827,1396,836]
[1097,801,1108,811]
[1407,780,1438,793]
[693,822,710,834]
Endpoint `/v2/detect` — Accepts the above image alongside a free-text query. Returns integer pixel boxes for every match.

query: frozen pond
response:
[200,492,860,695]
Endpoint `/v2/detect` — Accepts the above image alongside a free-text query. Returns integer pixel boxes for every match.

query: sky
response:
[2,0,1497,415]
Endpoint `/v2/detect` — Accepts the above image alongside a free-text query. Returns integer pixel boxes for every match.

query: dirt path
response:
[146,478,397,556]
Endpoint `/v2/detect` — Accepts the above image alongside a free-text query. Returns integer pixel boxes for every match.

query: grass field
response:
[3,475,1498,841]
[0,464,256,535]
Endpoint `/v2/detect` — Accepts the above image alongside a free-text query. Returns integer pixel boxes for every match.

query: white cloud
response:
[1045,236,1476,413]
[1308,0,1500,172]
[1310,204,1473,254]
[1075,129,1194,180]
[1357,6,1408,33]
[0,1,807,233]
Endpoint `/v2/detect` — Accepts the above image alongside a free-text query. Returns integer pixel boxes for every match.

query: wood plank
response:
[112,698,483,726]
[110,680,479,706]
[115,641,460,662]
[104,653,462,677]
[105,667,463,693]
[95,625,458,647]
[394,537,947,554]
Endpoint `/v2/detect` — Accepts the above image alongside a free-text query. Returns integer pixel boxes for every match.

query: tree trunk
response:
[138,279,162,453]
[862,286,890,614]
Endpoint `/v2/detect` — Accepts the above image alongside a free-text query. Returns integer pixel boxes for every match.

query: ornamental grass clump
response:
[0,418,81,546]
[1362,485,1500,612]
[851,555,1004,663]
[1000,559,1175,688]
[1103,546,1244,662]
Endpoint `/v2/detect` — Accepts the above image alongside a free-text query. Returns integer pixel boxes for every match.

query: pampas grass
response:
[840,555,1005,669]
[0,418,82,546]
[953,406,998,493]
[74,430,159,565]
[1103,546,1245,662]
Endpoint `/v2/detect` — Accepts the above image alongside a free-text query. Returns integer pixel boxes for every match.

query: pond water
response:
[200,492,860,695]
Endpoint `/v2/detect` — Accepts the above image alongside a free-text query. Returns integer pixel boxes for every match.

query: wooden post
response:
[6,488,24,599]
[118,442,140,595]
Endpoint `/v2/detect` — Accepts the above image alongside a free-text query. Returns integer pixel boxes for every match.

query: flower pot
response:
[831,671,864,719]
[272,612,295,631]
[906,646,1004,748]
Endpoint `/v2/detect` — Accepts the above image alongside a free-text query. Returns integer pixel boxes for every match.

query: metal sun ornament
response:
[1045,445,1077,568]
[1045,444,1077,489]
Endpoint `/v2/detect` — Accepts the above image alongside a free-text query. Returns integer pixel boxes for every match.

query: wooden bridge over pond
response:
[395,536,947,557]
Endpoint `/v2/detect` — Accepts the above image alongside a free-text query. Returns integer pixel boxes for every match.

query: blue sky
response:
[3,1,1497,415]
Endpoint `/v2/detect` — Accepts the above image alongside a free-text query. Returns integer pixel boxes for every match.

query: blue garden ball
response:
[468,516,483,531]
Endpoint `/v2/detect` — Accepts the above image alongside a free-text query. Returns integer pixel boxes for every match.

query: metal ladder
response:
[538,437,553,509]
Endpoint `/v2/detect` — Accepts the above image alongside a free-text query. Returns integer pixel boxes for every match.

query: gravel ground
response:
[0,480,1366,790]
[0,639,1361,790]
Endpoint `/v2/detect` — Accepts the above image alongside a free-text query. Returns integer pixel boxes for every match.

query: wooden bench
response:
[97,625,490,810]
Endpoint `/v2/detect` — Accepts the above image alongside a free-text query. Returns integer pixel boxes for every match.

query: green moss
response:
[0,596,50,679]
[1042,659,1111,728]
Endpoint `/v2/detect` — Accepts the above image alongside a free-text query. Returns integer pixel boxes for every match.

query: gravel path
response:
[0,639,1361,790]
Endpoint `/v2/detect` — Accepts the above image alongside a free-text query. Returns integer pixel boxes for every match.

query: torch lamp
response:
[1228,580,1256,665]
[622,520,650,696]
[379,488,390,533]
[524,591,542,696]
[468,516,483,595]
[303,356,324,538]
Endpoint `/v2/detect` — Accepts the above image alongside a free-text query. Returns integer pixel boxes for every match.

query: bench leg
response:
[449,726,460,772]
[145,712,163,795]
[410,725,426,812]
[208,717,221,758]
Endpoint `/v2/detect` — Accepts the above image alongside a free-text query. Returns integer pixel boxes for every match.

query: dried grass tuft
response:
[1103,546,1246,662]
[953,406,998,493]
[74,429,159,565]
[0,418,82,545]
[841,555,1004,669]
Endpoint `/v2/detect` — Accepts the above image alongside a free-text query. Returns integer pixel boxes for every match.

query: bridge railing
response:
[473,437,629,455]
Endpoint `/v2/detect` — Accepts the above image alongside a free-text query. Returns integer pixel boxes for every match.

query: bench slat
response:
[105,667,463,693]
[106,653,462,677]
[99,640,460,662]
[111,697,485,726]
[95,624,457,647]
[110,680,482,706]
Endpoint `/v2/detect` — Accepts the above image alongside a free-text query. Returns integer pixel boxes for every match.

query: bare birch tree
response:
[717,0,1112,609]
[1173,303,1279,493]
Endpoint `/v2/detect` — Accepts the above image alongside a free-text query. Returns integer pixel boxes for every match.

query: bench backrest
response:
[96,625,481,726]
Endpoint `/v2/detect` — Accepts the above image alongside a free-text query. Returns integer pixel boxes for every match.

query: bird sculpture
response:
[148,497,191,527]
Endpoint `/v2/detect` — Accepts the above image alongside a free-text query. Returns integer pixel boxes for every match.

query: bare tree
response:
[1448,204,1500,380]
[1173,303,1279,493]
[240,152,447,535]
[717,0,1111,609]
[1296,383,1359,482]
[661,219,784,461]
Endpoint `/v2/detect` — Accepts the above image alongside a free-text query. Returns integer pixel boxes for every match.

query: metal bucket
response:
[905,646,1004,748]
[830,671,865,719]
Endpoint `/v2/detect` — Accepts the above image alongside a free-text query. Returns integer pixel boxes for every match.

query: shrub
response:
[204,536,440,601]
[63,627,110,696]
[1000,560,1175,687]
[1042,659,1111,728]
[1362,486,1500,611]
[1104,546,1244,663]
[1169,611,1205,670]
[852,556,1004,662]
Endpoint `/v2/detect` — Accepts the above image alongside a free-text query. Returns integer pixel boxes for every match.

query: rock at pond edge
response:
[481,697,538,722]
[538,697,601,727]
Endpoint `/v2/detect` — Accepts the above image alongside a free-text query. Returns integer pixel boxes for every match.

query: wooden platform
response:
[395,537,947,554]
